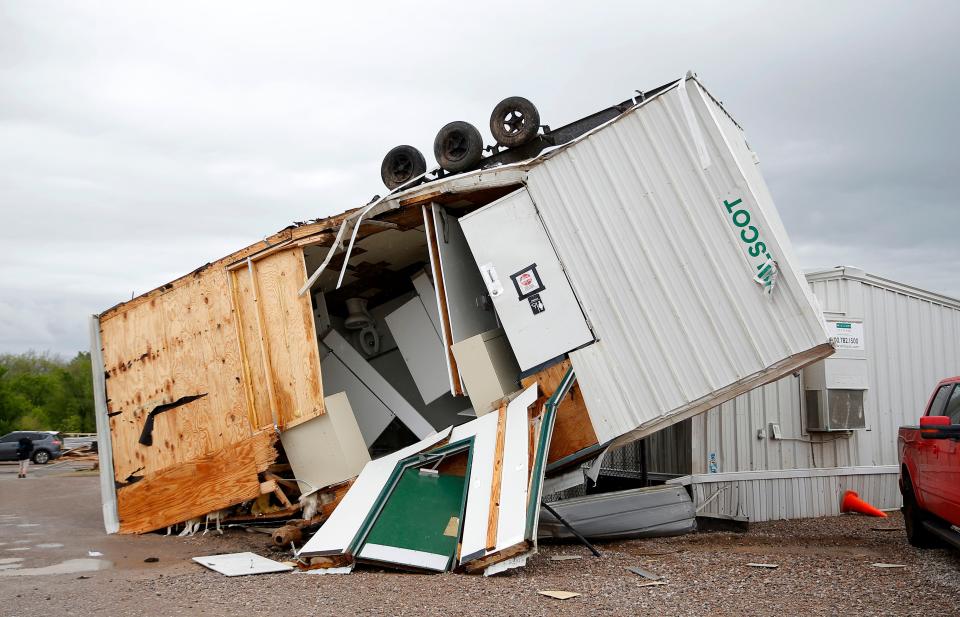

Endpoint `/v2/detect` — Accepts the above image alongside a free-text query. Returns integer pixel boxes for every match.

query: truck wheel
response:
[489,96,540,147]
[32,449,50,465]
[381,145,426,190]
[433,121,483,173]
[902,484,936,548]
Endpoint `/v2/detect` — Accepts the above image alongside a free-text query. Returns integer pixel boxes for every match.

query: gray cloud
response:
[1,1,958,355]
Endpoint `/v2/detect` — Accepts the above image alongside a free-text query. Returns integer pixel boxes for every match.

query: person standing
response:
[17,436,33,479]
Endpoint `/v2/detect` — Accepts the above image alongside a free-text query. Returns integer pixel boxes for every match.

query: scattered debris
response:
[550,555,583,562]
[87,551,103,557]
[540,485,695,542]
[304,566,353,575]
[93,75,832,554]
[637,580,668,588]
[871,563,907,569]
[192,552,293,577]
[746,563,778,569]
[538,590,581,600]
[626,566,663,580]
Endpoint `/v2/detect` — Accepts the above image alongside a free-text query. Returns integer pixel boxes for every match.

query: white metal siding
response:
[691,274,960,476]
[689,469,900,522]
[526,78,830,444]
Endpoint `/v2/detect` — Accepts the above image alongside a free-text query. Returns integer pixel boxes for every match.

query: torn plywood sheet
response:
[116,429,277,534]
[193,552,292,577]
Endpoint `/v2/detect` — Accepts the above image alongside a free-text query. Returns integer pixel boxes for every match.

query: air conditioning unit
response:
[803,320,868,432]
[804,388,865,431]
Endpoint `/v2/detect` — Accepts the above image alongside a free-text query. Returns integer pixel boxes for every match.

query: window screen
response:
[928,384,953,417]
[944,385,960,424]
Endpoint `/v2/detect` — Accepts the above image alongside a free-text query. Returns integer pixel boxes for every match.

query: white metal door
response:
[459,189,594,371]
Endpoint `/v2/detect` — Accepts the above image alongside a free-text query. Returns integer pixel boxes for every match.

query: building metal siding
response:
[526,78,830,445]
[677,269,960,520]
[689,469,901,522]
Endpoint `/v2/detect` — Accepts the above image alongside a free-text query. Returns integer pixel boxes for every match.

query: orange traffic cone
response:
[840,490,887,517]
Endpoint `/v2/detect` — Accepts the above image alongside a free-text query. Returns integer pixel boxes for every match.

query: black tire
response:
[902,474,936,548]
[381,145,426,190]
[433,121,483,173]
[32,449,50,465]
[489,96,540,147]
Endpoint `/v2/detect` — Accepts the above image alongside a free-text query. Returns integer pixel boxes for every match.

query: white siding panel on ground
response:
[526,77,831,445]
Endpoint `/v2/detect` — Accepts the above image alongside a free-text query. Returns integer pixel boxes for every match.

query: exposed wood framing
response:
[485,404,507,551]
[462,541,530,574]
[116,430,277,534]
[521,359,599,464]
[423,204,464,396]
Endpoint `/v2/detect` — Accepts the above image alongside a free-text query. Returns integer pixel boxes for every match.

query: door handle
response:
[479,262,504,298]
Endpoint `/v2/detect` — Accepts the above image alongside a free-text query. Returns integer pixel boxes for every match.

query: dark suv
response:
[0,431,64,464]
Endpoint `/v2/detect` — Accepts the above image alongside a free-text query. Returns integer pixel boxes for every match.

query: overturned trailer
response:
[91,74,833,567]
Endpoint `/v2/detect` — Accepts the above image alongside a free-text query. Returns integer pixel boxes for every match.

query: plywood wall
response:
[99,246,326,531]
[102,264,253,484]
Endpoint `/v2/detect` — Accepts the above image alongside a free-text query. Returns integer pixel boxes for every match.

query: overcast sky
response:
[2,1,958,356]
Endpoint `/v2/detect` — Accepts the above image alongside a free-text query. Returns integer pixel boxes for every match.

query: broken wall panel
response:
[521,359,599,464]
[116,429,277,534]
[98,243,328,533]
[237,247,326,430]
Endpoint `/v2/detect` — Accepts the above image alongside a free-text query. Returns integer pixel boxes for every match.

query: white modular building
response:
[634,266,960,521]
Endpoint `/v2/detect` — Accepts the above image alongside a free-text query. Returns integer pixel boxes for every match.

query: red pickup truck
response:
[898,377,960,549]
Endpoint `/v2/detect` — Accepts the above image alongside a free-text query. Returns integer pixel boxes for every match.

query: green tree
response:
[0,351,96,434]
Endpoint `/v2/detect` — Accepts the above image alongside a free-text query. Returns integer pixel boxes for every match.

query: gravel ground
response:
[4,510,959,616]
[2,473,958,616]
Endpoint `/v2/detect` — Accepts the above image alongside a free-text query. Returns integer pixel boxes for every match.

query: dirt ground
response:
[1,462,958,616]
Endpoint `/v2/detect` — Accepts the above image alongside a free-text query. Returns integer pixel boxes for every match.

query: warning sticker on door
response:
[528,293,545,315]
[510,263,545,300]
